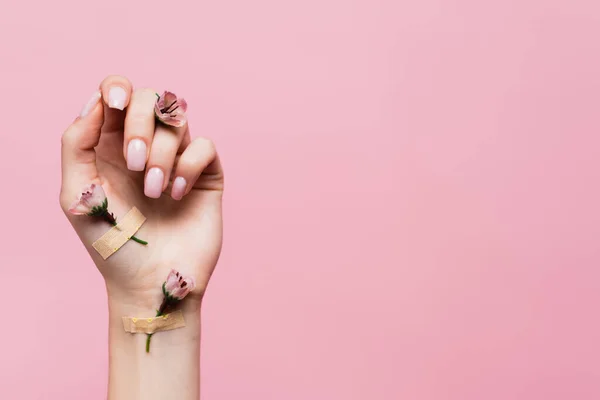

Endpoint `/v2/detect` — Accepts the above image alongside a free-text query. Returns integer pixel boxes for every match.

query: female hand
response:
[59,74,224,314]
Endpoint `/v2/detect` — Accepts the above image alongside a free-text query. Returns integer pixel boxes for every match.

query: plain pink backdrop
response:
[1,0,600,399]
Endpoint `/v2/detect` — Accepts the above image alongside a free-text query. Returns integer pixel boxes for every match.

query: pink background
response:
[1,0,600,399]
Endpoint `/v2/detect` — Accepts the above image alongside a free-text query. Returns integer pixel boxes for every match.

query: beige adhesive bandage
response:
[92,207,146,260]
[122,310,186,334]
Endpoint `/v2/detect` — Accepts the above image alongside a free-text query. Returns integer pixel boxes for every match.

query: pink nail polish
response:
[108,87,127,110]
[80,91,101,117]
[171,177,187,200]
[145,168,164,198]
[127,139,147,171]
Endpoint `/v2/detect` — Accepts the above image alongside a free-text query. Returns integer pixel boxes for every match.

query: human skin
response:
[59,75,224,400]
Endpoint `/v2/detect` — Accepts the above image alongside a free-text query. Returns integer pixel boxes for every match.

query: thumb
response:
[59,90,105,211]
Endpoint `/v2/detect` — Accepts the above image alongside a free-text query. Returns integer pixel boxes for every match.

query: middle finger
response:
[144,122,188,198]
[124,88,157,171]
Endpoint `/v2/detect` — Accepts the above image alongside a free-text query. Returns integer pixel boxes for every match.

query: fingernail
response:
[108,87,127,110]
[171,177,187,200]
[127,139,147,171]
[80,91,101,117]
[145,168,164,198]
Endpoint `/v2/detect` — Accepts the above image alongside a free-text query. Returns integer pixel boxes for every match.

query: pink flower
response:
[68,184,108,216]
[155,91,188,127]
[148,269,196,352]
[163,269,196,301]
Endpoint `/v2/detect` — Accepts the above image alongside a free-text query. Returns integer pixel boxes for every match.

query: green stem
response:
[102,212,148,245]
[146,301,168,353]
[146,333,153,353]
[130,235,148,245]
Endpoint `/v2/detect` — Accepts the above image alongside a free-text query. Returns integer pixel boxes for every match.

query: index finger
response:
[99,75,133,132]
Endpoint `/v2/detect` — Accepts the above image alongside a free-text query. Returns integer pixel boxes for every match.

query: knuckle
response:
[131,88,158,105]
[61,128,77,148]
[126,112,153,128]
[177,158,195,173]
[198,137,216,155]
[61,125,95,163]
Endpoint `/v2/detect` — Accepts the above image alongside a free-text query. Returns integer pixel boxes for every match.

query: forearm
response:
[106,290,202,400]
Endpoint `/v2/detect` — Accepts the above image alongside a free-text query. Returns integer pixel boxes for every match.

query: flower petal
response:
[163,270,195,300]
[164,115,187,127]
[162,91,178,107]
[154,91,188,127]
[155,100,163,115]
[156,92,165,108]
[87,184,107,205]
[68,183,108,216]
[178,98,188,113]
[68,201,91,215]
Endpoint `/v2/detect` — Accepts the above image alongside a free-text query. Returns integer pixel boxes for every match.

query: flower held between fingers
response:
[155,91,188,127]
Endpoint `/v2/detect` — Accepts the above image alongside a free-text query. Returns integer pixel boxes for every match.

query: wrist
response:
[107,296,202,350]
[105,285,202,400]
[106,282,203,346]
[105,278,204,316]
